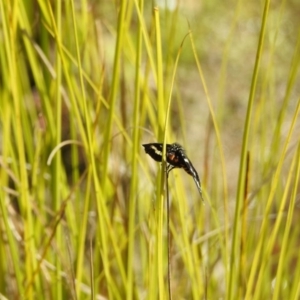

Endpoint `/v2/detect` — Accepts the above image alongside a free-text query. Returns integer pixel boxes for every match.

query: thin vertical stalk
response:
[75,169,92,298]
[53,0,63,298]
[127,0,143,298]
[102,1,127,186]
[267,26,300,169]
[5,0,37,297]
[166,171,172,300]
[245,97,300,298]
[228,0,270,298]
[189,28,229,287]
[0,1,24,295]
[153,7,166,299]
[272,142,300,299]
[160,29,189,299]
[239,151,250,297]
[69,0,127,297]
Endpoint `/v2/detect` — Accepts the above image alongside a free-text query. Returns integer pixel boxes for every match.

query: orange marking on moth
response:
[167,152,179,163]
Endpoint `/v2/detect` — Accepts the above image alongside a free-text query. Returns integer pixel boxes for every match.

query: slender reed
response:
[166,168,172,300]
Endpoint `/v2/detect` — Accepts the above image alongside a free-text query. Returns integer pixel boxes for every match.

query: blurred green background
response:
[1,0,300,299]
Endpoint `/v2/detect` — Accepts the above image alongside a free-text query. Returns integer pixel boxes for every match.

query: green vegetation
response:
[0,0,300,299]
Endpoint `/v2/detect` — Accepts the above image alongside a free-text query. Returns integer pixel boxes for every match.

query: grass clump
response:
[0,0,300,299]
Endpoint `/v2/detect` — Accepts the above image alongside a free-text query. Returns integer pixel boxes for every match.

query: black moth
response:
[142,143,204,201]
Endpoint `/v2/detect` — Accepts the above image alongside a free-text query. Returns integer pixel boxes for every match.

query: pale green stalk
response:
[272,142,300,299]
[127,0,143,299]
[75,169,92,298]
[102,1,127,186]
[70,0,127,297]
[189,27,229,293]
[289,213,300,300]
[266,26,300,169]
[250,21,300,296]
[53,0,63,298]
[0,1,24,295]
[3,1,38,298]
[245,97,300,298]
[134,0,157,87]
[229,0,270,298]
[153,7,166,298]
[164,32,203,299]
[251,144,297,299]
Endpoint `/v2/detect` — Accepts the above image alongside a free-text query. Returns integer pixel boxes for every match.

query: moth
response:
[142,143,204,201]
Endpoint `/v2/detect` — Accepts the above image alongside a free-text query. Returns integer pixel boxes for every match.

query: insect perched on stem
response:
[142,143,204,201]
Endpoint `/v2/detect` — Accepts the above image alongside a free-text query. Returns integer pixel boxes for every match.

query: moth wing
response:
[142,143,172,162]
